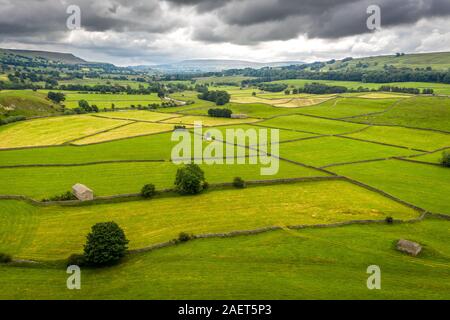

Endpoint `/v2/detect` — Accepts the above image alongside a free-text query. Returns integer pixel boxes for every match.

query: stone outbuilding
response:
[231,114,248,119]
[72,183,94,201]
[396,239,422,256]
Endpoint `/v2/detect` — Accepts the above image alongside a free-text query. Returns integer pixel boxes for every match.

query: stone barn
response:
[72,184,94,201]
[396,239,422,256]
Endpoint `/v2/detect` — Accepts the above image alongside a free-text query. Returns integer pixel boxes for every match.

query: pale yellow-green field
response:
[231,95,334,108]
[0,115,129,149]
[72,122,177,145]
[161,115,260,126]
[355,93,412,99]
[97,110,182,122]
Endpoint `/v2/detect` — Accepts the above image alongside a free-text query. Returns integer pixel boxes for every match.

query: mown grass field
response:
[0,115,128,148]
[1,217,448,300]
[72,122,176,145]
[0,180,418,260]
[1,78,449,300]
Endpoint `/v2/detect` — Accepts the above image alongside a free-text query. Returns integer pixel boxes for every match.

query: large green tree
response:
[84,222,129,266]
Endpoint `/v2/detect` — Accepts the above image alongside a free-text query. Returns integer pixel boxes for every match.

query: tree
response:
[175,164,206,195]
[198,90,230,105]
[141,184,156,199]
[78,100,92,112]
[84,222,129,266]
[47,91,66,103]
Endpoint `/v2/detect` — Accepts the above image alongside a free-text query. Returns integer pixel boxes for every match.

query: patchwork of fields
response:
[0,81,449,300]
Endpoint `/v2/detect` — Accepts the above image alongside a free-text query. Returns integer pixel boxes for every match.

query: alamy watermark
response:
[367,5,381,31]
[366,265,381,290]
[67,265,81,290]
[66,5,81,30]
[171,122,280,176]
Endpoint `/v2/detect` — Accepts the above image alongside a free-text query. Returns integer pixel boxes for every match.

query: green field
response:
[279,136,417,167]
[260,114,367,134]
[61,92,163,109]
[331,159,450,214]
[297,98,402,119]
[0,159,322,200]
[349,97,450,132]
[0,180,418,260]
[1,217,448,299]
[1,75,449,300]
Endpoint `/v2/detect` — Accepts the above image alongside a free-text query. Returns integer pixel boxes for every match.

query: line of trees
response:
[208,108,233,118]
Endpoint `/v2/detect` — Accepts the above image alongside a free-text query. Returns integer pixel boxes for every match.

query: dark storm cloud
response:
[1,0,450,65]
[174,0,450,43]
[0,0,179,39]
[165,0,231,12]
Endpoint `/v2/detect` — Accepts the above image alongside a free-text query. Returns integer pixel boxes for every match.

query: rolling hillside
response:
[325,52,450,71]
[0,90,60,119]
[0,48,87,65]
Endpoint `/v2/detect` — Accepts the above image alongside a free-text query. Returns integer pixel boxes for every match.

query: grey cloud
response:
[0,0,180,38]
[182,0,450,43]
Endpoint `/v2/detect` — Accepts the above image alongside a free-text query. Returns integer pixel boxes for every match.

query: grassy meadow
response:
[1,217,448,299]
[0,77,449,300]
[0,180,419,260]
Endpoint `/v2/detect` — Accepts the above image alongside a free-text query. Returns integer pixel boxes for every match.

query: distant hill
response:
[324,52,450,71]
[133,59,305,73]
[0,48,88,65]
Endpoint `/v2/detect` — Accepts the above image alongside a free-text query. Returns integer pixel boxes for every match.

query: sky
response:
[0,0,450,66]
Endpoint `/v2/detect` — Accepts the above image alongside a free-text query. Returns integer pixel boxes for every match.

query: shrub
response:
[385,216,394,224]
[47,91,66,103]
[175,164,206,195]
[83,222,129,266]
[43,191,77,202]
[178,232,193,243]
[67,254,86,267]
[141,184,156,199]
[233,177,246,189]
[0,253,12,263]
[442,151,450,168]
